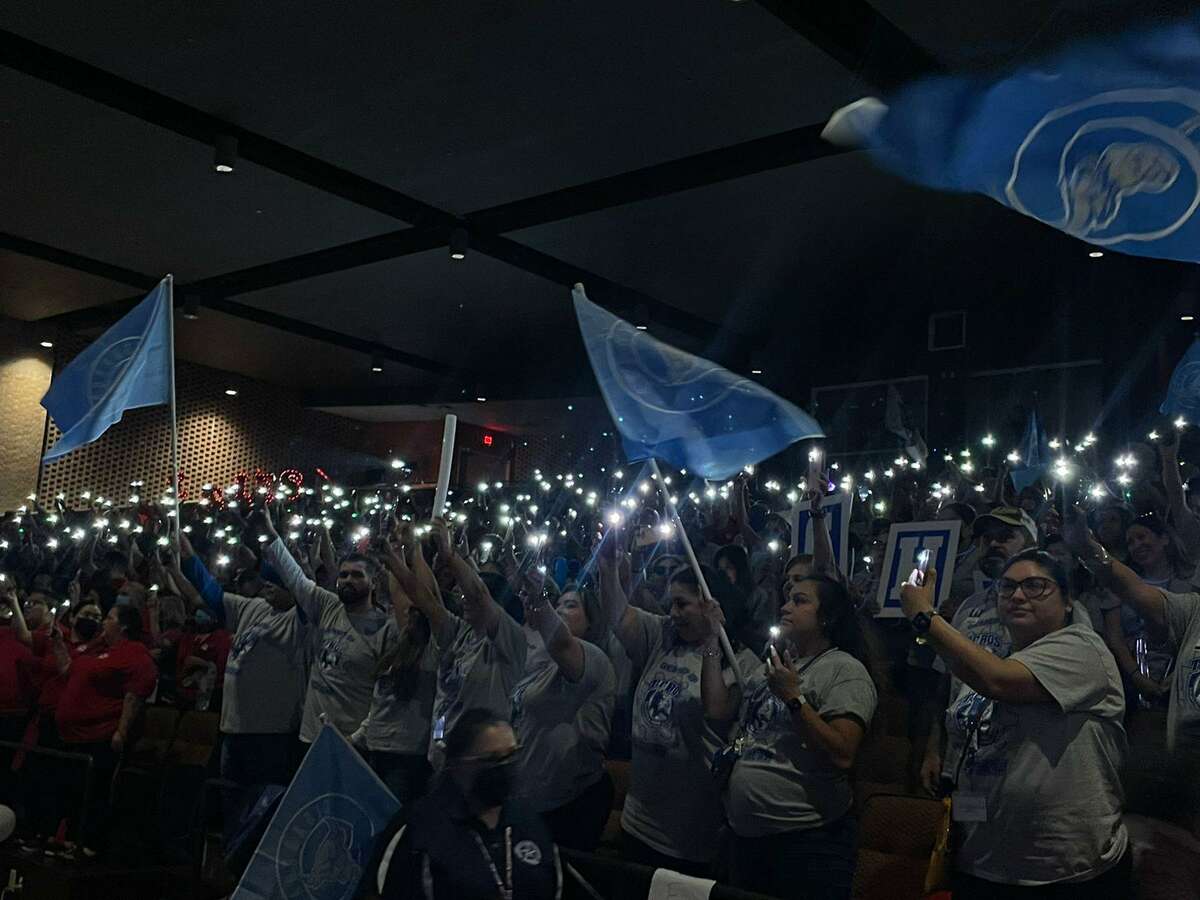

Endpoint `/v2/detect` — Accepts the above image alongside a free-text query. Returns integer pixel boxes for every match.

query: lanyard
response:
[470,825,513,900]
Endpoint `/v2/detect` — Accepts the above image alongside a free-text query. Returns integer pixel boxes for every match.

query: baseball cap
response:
[974,506,1037,546]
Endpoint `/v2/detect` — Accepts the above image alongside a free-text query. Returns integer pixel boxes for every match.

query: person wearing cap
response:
[916,507,1038,795]
[175,533,309,800]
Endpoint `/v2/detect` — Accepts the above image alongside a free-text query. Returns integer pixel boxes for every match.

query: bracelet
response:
[701,645,721,659]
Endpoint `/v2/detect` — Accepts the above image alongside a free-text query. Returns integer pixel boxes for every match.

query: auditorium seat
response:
[166,710,220,768]
[126,705,179,769]
[853,793,944,900]
[855,734,912,788]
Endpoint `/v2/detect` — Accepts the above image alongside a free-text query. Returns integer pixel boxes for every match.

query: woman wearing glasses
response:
[900,549,1129,898]
[379,709,561,900]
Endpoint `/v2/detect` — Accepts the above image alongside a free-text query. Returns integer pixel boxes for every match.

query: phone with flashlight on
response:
[909,549,932,645]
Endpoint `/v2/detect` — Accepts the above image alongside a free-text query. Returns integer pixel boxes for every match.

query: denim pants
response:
[729,816,858,900]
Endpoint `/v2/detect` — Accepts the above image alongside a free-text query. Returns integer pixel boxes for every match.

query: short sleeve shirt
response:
[512,637,616,812]
[364,628,441,755]
[944,625,1128,886]
[56,639,157,743]
[726,649,876,837]
[1161,590,1200,754]
[220,593,308,735]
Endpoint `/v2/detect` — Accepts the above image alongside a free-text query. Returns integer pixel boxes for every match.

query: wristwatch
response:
[910,609,941,635]
[785,695,807,713]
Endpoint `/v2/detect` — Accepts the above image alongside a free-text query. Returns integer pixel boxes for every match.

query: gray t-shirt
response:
[1161,590,1200,755]
[219,592,308,735]
[265,539,389,742]
[945,624,1128,886]
[363,624,444,756]
[512,635,616,812]
[430,609,527,762]
[620,607,735,863]
[726,649,876,837]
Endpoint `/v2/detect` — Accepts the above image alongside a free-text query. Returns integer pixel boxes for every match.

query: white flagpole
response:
[166,275,181,555]
[648,458,744,691]
[431,414,458,520]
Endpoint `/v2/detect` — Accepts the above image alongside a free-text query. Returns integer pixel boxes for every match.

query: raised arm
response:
[1159,427,1200,558]
[378,525,453,644]
[596,532,640,655]
[4,587,31,646]
[808,488,841,582]
[257,506,336,625]
[432,518,503,638]
[522,577,585,682]
[699,599,737,721]
[1065,508,1167,634]
[900,571,1054,705]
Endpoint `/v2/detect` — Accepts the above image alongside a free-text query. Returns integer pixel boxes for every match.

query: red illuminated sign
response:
[482,434,494,447]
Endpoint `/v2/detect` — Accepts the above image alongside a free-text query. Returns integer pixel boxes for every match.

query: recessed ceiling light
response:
[751,368,763,375]
[224,389,238,396]
[213,134,238,173]
[476,396,487,402]
[370,365,383,373]
[39,340,53,348]
[1183,315,1195,322]
[1088,250,1104,258]
[635,325,648,331]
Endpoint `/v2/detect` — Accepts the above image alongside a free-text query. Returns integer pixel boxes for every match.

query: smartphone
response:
[765,625,781,661]
[909,548,931,588]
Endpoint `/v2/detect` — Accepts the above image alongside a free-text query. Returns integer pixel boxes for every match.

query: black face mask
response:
[471,760,518,808]
[74,618,100,641]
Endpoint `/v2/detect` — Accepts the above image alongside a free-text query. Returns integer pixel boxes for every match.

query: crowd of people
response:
[1,416,1199,899]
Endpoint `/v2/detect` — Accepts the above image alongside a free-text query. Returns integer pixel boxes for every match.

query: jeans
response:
[541,770,614,852]
[729,816,858,900]
[953,847,1133,899]
[368,750,432,806]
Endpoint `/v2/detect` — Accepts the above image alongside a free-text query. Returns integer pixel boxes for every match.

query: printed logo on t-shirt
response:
[514,840,542,866]
[951,690,1013,779]
[1184,650,1200,710]
[228,622,267,673]
[636,675,683,748]
[317,634,345,672]
[745,682,784,737]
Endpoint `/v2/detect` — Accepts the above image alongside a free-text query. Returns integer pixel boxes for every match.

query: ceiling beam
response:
[754,0,943,90]
[0,231,160,290]
[1,27,717,340]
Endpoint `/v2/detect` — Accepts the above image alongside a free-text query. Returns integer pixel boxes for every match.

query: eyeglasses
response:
[997,576,1058,600]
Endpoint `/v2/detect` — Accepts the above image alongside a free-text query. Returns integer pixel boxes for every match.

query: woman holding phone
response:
[900,550,1129,898]
[702,574,876,900]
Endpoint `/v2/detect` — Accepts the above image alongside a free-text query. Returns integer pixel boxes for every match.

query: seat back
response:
[853,793,944,900]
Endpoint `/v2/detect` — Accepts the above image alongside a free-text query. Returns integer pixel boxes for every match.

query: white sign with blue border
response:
[789,492,853,575]
[875,520,963,619]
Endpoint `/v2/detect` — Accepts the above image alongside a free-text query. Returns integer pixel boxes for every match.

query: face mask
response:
[114,594,131,607]
[471,760,518,808]
[74,618,100,641]
[194,610,214,630]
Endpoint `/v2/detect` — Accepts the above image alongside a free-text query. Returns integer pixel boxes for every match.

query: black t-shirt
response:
[382,777,560,900]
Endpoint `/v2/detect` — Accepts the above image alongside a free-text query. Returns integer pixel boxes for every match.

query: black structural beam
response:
[0,231,160,291]
[754,0,943,90]
[2,27,716,341]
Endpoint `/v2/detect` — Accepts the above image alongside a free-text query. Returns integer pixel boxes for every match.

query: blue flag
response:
[232,725,398,900]
[573,285,823,479]
[1161,338,1200,420]
[825,18,1200,262]
[1011,409,1051,493]
[41,280,172,461]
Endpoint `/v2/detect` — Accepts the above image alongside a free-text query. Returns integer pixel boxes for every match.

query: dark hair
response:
[998,549,1072,598]
[713,545,754,597]
[375,606,432,700]
[1125,512,1183,572]
[668,565,750,645]
[340,553,377,575]
[783,554,814,575]
[443,709,509,763]
[115,605,143,640]
[798,575,870,670]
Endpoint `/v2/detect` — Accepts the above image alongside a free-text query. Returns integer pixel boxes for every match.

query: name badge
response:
[952,793,988,823]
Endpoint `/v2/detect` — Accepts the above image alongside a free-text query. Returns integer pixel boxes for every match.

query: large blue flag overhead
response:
[232,725,398,900]
[1011,409,1051,493]
[573,285,823,479]
[41,279,172,462]
[824,17,1200,262]
[1161,337,1200,420]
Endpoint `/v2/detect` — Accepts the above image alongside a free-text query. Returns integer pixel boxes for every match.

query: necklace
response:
[470,825,512,900]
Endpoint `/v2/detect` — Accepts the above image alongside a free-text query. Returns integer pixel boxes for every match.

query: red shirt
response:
[31,638,104,716]
[0,627,33,716]
[56,639,157,743]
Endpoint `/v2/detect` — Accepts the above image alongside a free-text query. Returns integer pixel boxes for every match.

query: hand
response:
[1039,505,1062,537]
[919,749,942,796]
[68,577,81,608]
[111,731,126,754]
[50,624,65,646]
[179,532,195,561]
[429,518,451,558]
[701,594,726,642]
[254,504,278,542]
[766,646,803,703]
[1133,672,1169,698]
[899,568,938,619]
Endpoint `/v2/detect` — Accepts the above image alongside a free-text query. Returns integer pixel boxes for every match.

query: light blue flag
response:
[824,17,1200,262]
[573,285,823,479]
[1011,409,1051,493]
[1161,337,1200,420]
[41,280,172,461]
[232,725,399,900]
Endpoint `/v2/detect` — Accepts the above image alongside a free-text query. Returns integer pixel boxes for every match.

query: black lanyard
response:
[470,826,513,900]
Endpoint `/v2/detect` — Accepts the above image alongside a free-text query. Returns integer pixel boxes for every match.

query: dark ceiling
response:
[2,0,1199,431]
